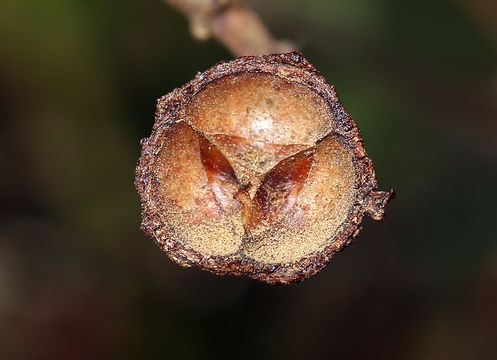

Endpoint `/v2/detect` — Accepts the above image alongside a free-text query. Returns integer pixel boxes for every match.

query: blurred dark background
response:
[1,0,496,359]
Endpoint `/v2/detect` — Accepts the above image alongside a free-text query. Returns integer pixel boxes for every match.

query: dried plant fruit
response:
[135,52,393,284]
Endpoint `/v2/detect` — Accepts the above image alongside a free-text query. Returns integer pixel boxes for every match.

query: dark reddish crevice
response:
[198,131,240,210]
[247,148,315,229]
[198,133,238,183]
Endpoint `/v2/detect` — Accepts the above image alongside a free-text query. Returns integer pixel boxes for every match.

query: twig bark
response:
[164,0,295,56]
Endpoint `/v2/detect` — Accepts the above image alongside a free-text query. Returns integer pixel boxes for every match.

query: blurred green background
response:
[1,0,496,359]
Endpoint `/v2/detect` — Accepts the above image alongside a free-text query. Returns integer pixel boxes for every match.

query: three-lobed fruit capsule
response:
[135,52,393,284]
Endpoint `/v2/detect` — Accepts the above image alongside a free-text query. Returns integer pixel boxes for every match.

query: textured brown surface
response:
[135,52,393,284]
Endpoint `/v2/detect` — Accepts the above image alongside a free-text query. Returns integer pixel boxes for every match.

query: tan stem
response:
[164,0,295,56]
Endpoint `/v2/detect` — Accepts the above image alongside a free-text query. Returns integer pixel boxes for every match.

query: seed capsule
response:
[135,52,393,284]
